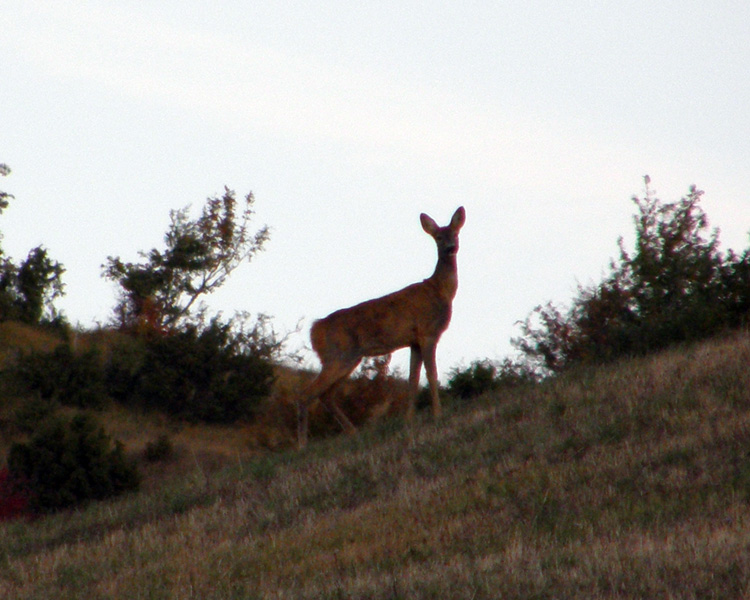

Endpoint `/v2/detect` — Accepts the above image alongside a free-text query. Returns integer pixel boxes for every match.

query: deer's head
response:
[420,206,465,258]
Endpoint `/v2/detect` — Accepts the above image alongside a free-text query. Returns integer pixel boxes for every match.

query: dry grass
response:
[0,321,62,364]
[3,332,750,598]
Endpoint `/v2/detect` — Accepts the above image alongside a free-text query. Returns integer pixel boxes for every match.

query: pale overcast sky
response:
[4,1,750,378]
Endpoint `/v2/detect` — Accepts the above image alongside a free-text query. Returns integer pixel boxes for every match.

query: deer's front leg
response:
[407,345,423,421]
[422,341,442,419]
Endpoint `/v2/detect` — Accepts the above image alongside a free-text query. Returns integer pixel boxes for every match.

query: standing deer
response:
[297,206,466,449]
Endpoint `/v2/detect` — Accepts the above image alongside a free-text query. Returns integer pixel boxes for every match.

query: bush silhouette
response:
[107,317,275,423]
[515,180,750,374]
[448,360,500,399]
[14,344,108,409]
[7,413,140,513]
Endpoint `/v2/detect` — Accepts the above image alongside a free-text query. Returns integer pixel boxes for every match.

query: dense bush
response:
[514,180,750,374]
[107,315,276,423]
[7,413,140,513]
[448,358,537,399]
[0,246,66,325]
[448,360,500,399]
[13,397,58,434]
[14,344,108,409]
[7,314,277,425]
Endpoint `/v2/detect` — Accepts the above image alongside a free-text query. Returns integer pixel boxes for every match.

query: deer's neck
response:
[429,254,459,300]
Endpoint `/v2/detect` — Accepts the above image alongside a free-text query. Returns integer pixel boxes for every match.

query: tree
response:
[0,246,66,324]
[103,187,269,332]
[0,163,12,214]
[0,164,65,324]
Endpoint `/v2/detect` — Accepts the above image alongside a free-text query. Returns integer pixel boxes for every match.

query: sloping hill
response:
[3,332,750,598]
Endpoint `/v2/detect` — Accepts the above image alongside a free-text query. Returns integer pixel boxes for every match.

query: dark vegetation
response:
[6,413,140,514]
[0,165,64,326]
[1,168,278,515]
[514,178,750,374]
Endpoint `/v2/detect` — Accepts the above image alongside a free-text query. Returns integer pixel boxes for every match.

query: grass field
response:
[2,329,750,598]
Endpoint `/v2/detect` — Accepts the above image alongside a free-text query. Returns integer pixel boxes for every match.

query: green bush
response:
[14,344,108,409]
[13,396,58,434]
[7,413,140,513]
[0,246,66,325]
[108,316,276,423]
[448,360,500,399]
[9,316,277,426]
[515,181,750,374]
[448,358,536,399]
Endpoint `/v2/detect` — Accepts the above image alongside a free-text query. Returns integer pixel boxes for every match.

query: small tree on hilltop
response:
[0,164,66,324]
[102,187,278,422]
[103,188,269,332]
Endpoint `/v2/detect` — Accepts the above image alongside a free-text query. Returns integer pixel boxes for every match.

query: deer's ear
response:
[420,213,439,236]
[451,206,466,231]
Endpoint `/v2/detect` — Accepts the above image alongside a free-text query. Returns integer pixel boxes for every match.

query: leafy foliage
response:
[448,360,500,399]
[107,314,277,423]
[515,179,750,373]
[103,188,269,332]
[98,186,277,422]
[0,164,65,325]
[8,313,278,424]
[448,358,537,399]
[14,344,108,409]
[0,163,12,214]
[7,413,140,513]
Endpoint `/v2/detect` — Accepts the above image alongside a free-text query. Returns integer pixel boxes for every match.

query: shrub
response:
[448,358,536,399]
[13,396,58,434]
[108,315,276,423]
[515,180,750,374]
[448,360,499,399]
[14,344,108,409]
[7,413,140,513]
[0,164,66,325]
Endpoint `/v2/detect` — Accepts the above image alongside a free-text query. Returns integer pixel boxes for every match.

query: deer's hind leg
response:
[298,357,360,449]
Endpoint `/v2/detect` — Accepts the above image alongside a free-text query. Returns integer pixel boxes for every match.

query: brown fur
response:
[297,207,466,448]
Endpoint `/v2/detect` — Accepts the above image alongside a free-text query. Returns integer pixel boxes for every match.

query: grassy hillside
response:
[3,330,750,598]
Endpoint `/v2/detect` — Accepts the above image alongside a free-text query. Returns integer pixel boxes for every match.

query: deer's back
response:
[311,279,453,361]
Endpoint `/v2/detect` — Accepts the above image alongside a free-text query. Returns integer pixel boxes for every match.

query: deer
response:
[297,206,466,449]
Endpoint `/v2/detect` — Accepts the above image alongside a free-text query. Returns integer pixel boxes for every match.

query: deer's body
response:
[298,207,465,448]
